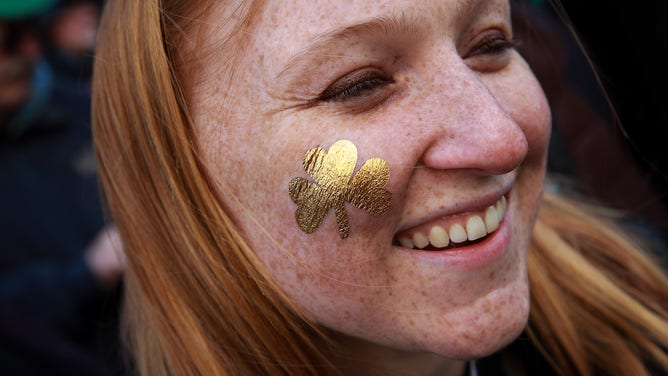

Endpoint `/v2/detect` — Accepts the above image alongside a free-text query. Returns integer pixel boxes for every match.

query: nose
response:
[419,66,529,176]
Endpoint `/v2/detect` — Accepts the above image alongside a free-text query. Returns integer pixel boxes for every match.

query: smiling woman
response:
[92,0,668,375]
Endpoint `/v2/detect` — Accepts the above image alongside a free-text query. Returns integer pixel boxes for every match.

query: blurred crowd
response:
[0,0,665,375]
[1,1,125,374]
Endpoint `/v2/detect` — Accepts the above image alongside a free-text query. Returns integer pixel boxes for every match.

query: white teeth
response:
[484,205,499,233]
[448,223,468,243]
[399,237,414,248]
[466,216,487,241]
[496,196,506,220]
[429,226,449,248]
[412,232,430,249]
[398,196,508,249]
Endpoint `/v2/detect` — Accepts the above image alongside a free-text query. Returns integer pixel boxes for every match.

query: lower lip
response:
[395,212,512,269]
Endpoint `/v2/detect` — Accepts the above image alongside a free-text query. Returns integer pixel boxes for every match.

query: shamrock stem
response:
[334,202,350,239]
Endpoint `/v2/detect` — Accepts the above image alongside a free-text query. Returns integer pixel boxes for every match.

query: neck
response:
[330,332,467,376]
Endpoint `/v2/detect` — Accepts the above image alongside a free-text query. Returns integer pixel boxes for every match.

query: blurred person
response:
[45,0,100,82]
[0,1,47,130]
[0,1,125,374]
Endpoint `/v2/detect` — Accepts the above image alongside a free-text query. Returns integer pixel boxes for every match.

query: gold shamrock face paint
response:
[289,140,392,239]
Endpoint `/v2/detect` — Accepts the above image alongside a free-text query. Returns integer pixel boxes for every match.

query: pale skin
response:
[192,0,551,374]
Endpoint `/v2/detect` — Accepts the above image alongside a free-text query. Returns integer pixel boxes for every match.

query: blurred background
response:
[0,0,665,375]
[513,0,668,243]
[1,1,125,375]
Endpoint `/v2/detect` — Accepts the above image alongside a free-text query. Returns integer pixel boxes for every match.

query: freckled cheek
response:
[201,135,297,248]
[258,255,372,323]
[526,101,551,161]
[254,203,391,307]
[494,66,552,163]
[504,82,549,237]
[515,81,552,161]
[256,236,389,321]
[249,182,388,285]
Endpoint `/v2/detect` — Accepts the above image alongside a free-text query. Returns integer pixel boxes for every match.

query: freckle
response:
[420,290,426,296]
[488,271,496,281]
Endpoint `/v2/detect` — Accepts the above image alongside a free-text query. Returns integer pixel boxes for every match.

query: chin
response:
[427,269,530,361]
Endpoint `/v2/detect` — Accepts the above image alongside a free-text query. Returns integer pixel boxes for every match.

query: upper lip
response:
[394,183,513,234]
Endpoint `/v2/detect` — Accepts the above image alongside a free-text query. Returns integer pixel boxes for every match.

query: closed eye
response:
[319,68,394,103]
[468,31,518,57]
[465,29,518,72]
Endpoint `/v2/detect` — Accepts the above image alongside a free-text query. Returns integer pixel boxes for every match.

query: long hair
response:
[526,192,668,376]
[93,0,333,374]
[92,0,668,375]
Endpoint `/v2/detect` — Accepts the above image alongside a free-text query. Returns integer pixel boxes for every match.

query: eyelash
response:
[319,69,394,103]
[317,30,516,104]
[468,31,518,57]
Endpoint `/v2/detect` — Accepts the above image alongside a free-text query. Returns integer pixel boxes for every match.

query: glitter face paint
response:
[289,139,392,238]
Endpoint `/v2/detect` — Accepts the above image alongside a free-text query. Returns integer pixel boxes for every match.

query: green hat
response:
[0,0,59,20]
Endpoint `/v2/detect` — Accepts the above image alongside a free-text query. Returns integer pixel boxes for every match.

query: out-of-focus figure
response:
[0,1,125,374]
[0,0,50,130]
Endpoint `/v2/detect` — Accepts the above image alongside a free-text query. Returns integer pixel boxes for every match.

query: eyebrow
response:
[276,0,481,81]
[276,13,423,80]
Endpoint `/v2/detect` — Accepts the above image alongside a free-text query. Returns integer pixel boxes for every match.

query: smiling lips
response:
[395,196,507,250]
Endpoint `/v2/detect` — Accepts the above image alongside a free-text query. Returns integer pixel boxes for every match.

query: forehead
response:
[189,0,509,121]
[248,0,507,75]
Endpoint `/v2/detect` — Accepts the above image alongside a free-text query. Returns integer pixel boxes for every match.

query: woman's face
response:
[194,0,550,365]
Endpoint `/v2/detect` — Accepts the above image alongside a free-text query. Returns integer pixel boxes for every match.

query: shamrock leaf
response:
[289,140,392,239]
